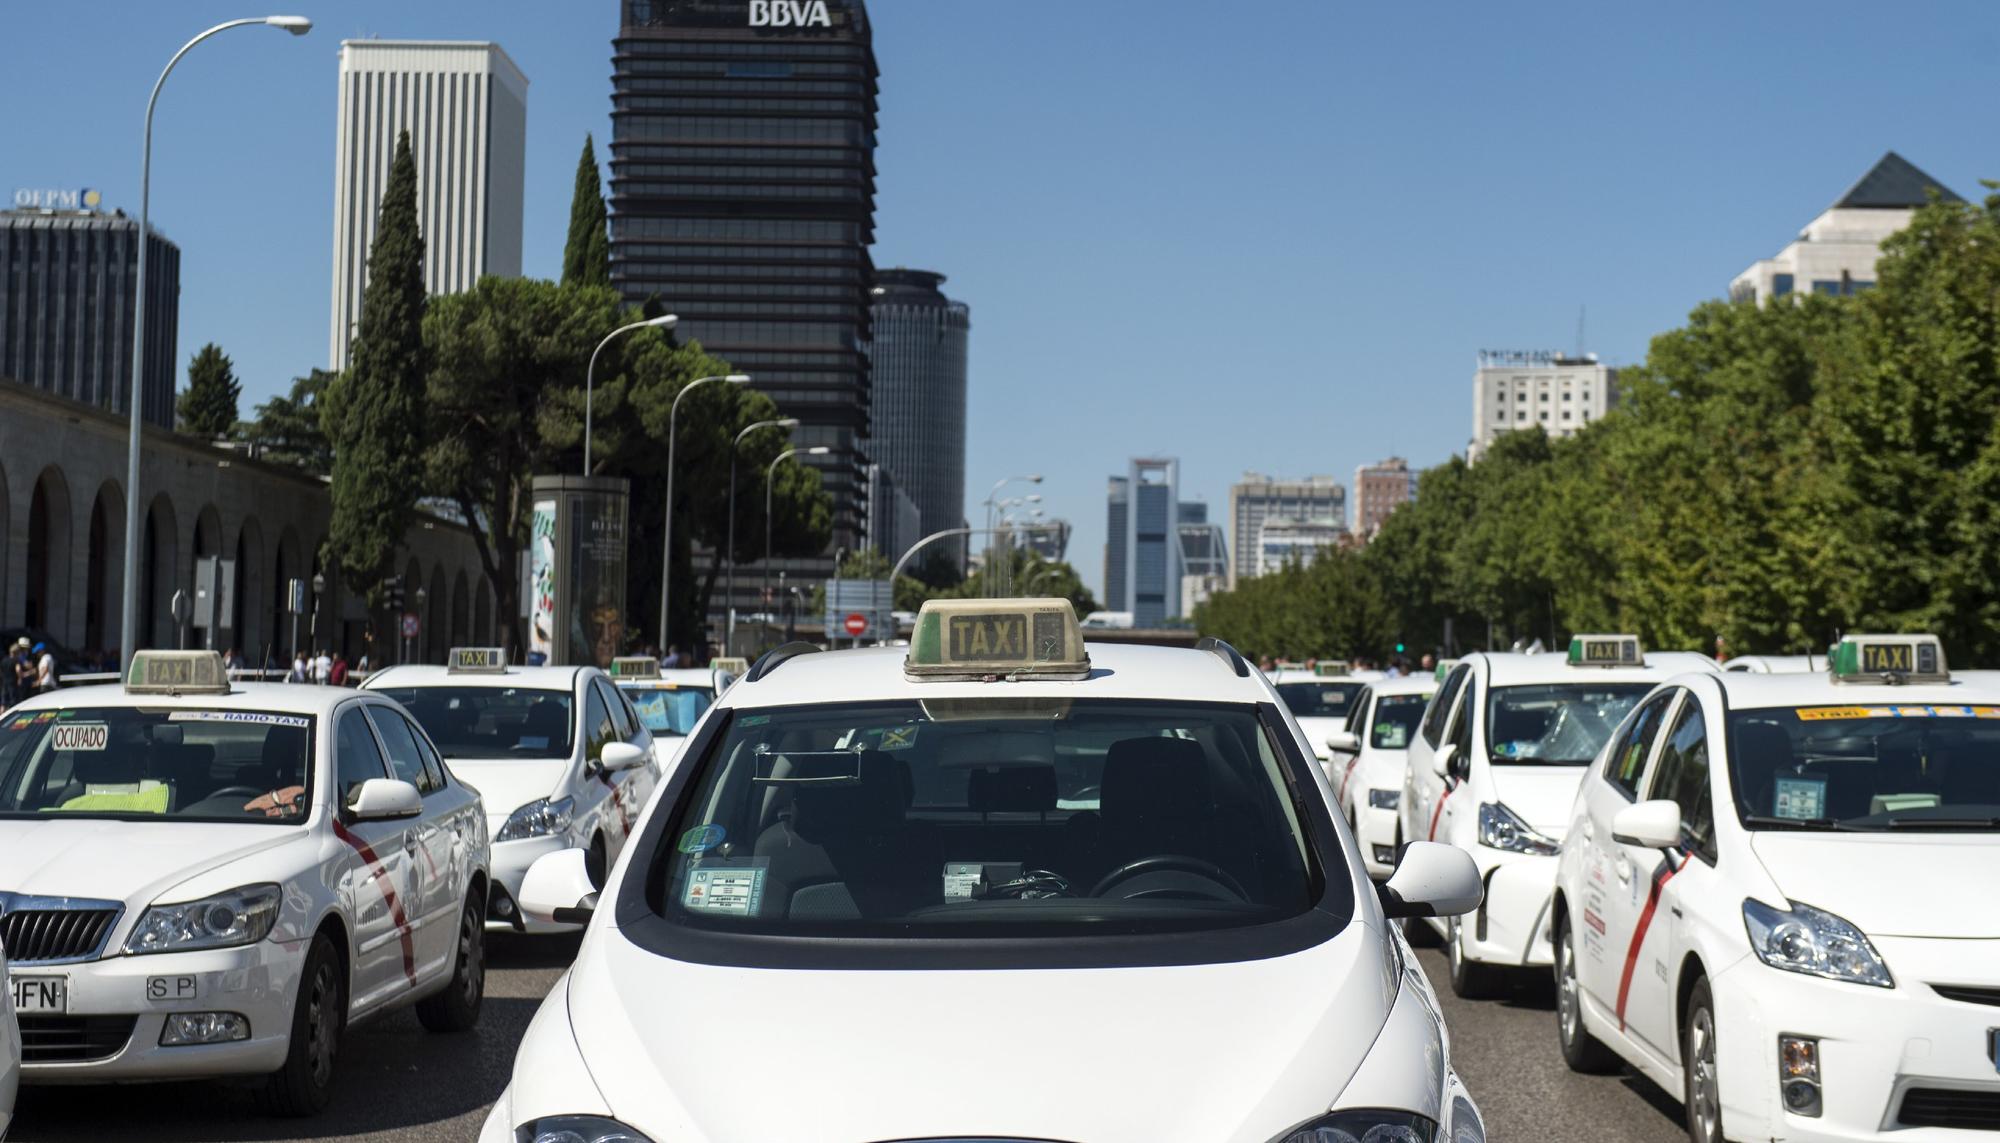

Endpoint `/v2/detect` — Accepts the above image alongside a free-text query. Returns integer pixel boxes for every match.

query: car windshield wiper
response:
[1741,814,1874,831]
[1879,816,2000,830]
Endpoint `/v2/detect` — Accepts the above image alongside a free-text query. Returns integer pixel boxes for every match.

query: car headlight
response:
[1742,897,1893,987]
[516,1116,656,1143]
[1477,802,1559,855]
[124,884,280,955]
[1274,1109,1439,1143]
[1369,788,1401,810]
[497,796,575,843]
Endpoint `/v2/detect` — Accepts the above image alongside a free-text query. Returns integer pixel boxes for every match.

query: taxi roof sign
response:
[1566,634,1643,669]
[126,650,230,695]
[447,647,508,674]
[1829,634,1947,685]
[610,655,660,680]
[1434,657,1461,682]
[906,597,1091,682]
[1313,660,1352,678]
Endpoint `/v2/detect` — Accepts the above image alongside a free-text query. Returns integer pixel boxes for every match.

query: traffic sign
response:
[401,612,420,638]
[843,612,868,637]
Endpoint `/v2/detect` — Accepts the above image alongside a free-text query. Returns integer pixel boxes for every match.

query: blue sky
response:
[8,2,1999,597]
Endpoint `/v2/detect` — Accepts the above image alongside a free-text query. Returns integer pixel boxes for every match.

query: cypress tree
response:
[562,133,611,287]
[177,342,240,437]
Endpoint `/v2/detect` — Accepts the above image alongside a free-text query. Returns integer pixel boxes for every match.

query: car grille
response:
[1901,1087,2000,1130]
[18,1015,137,1063]
[1932,983,2000,1007]
[1,906,120,964]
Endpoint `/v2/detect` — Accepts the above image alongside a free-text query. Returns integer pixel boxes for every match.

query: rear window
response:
[622,684,714,736]
[374,686,573,760]
[0,707,314,823]
[1370,693,1430,750]
[1487,683,1654,765]
[1278,681,1363,719]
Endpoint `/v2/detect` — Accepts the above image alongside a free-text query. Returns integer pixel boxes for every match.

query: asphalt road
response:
[9,933,1689,1143]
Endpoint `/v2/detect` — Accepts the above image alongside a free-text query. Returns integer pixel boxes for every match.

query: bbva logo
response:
[748,0,831,27]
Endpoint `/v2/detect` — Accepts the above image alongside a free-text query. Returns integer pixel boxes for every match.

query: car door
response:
[576,678,621,850]
[1431,669,1478,845]
[330,705,417,1011]
[1407,664,1469,848]
[365,705,459,984]
[1335,687,1372,813]
[1623,691,1721,1064]
[1575,688,1677,1033]
[598,678,658,852]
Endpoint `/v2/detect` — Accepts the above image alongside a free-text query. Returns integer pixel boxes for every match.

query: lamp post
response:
[120,15,312,668]
[583,313,677,476]
[764,445,830,638]
[308,572,325,666]
[726,417,797,655]
[981,474,1042,598]
[658,373,751,655]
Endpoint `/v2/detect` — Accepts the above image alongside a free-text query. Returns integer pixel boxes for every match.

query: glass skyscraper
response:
[865,268,968,568]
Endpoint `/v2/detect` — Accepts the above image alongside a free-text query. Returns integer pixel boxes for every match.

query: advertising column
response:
[528,475,630,667]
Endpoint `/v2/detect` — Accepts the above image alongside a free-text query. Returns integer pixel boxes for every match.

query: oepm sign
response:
[748,0,831,27]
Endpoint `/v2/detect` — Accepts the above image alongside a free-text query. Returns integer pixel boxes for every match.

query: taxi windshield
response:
[0,707,314,823]
[373,686,573,760]
[1729,707,2000,830]
[1487,683,1653,765]
[622,685,713,736]
[650,698,1325,938]
[1278,681,1362,719]
[1371,693,1429,750]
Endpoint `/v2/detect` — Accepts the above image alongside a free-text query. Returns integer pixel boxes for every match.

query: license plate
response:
[10,974,68,1014]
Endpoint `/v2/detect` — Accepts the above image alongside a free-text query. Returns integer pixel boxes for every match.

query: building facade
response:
[1226,473,1344,586]
[330,41,528,370]
[1352,456,1416,537]
[609,0,879,551]
[861,461,919,564]
[1471,350,1614,455]
[1256,516,1343,576]
[0,204,179,428]
[1177,518,1228,619]
[1731,152,1960,306]
[865,267,968,568]
[1102,458,1181,627]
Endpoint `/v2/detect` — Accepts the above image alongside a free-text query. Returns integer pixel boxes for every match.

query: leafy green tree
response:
[239,368,335,473]
[177,343,240,438]
[562,134,611,288]
[324,130,428,615]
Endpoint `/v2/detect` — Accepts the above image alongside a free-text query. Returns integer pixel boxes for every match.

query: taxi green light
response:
[1828,633,1947,684]
[905,597,1091,681]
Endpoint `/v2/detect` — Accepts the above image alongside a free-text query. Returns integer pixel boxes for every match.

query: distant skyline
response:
[8,2,2000,598]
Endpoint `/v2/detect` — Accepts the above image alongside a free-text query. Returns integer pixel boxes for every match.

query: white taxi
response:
[1402,636,1719,996]
[607,657,718,769]
[1723,654,1821,674]
[1272,663,1372,764]
[0,650,489,1115]
[1,933,15,1139]
[481,599,1490,1143]
[366,649,659,932]
[1553,634,2000,1143]
[1326,675,1436,879]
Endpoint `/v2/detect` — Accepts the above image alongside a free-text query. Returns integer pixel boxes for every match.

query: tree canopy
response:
[177,342,240,438]
[562,134,611,288]
[239,368,334,473]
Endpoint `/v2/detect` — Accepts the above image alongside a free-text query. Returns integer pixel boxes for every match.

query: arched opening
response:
[187,505,224,650]
[427,566,447,663]
[234,516,266,664]
[83,482,125,656]
[141,494,179,651]
[474,577,493,645]
[25,467,74,640]
[451,569,471,648]
[271,526,306,664]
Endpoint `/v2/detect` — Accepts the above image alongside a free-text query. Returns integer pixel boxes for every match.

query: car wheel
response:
[1683,977,1725,1143]
[1447,917,1502,999]
[417,891,486,1033]
[259,932,343,1117]
[1555,918,1620,1073]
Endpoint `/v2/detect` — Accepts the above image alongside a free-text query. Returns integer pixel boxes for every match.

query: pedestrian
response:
[223,646,243,672]
[314,648,333,685]
[288,651,307,683]
[330,654,348,687]
[33,642,58,694]
[1,638,27,711]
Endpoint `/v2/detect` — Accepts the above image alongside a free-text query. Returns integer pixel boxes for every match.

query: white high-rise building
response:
[1226,473,1344,587]
[1729,152,1960,306]
[330,41,528,370]
[1471,350,1615,457]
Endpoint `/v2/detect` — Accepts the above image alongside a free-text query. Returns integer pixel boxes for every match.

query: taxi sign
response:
[610,655,660,680]
[1566,634,1643,668]
[906,597,1091,682]
[1313,660,1353,678]
[1829,633,1947,684]
[711,656,748,677]
[1434,657,1461,682]
[125,650,230,695]
[447,647,508,674]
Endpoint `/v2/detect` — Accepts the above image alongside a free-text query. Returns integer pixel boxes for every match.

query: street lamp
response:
[120,15,312,668]
[658,373,751,653]
[308,572,325,660]
[765,445,830,629]
[725,417,797,654]
[583,313,677,475]
[981,474,1043,596]
[411,586,428,664]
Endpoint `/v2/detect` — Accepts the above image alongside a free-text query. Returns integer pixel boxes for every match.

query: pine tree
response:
[324,130,428,610]
[177,342,240,437]
[562,133,611,287]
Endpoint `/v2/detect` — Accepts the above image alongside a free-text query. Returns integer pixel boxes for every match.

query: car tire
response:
[1682,976,1726,1143]
[1555,918,1620,1074]
[1446,918,1503,999]
[417,891,486,1033]
[259,932,343,1117]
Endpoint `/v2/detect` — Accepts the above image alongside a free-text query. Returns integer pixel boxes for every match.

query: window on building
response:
[1773,273,1794,297]
[1539,412,1548,421]
[1540,392,1549,401]
[1562,391,1572,401]
[1812,280,1842,296]
[1517,411,1527,421]
[1562,411,1572,421]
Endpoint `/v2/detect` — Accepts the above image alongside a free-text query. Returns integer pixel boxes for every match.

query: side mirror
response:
[1325,730,1361,756]
[1612,799,1683,849]
[1429,743,1457,779]
[1379,841,1483,919]
[599,741,648,773]
[346,778,422,821]
[519,848,598,925]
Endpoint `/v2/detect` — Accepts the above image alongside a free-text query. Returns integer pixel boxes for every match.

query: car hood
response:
[566,920,1393,1143]
[1359,749,1411,790]
[1751,832,2000,938]
[0,818,306,907]
[446,758,571,825]
[1486,764,1589,837]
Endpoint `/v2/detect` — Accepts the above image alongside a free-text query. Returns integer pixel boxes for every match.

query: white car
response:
[367,649,660,933]
[608,658,720,770]
[0,650,489,1115]
[1722,654,1822,674]
[1402,636,1719,997]
[1271,668,1371,764]
[482,598,1490,1143]
[0,932,15,1140]
[1553,633,2000,1143]
[1326,676,1436,878]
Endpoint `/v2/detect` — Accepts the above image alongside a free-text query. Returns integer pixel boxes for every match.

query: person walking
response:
[288,651,308,684]
[1,638,27,711]
[33,642,58,695]
[329,654,349,687]
[313,649,332,685]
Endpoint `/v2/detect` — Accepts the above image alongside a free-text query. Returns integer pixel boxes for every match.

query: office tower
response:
[1471,351,1614,455]
[1226,474,1345,586]
[1352,456,1417,537]
[1102,458,1180,627]
[1731,152,1960,305]
[866,268,969,569]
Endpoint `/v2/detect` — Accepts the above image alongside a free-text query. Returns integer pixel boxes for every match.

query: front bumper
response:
[10,939,299,1082]
[1457,848,1557,968]
[488,834,580,935]
[1713,937,2000,1140]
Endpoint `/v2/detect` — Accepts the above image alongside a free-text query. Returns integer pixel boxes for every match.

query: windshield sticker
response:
[678,823,727,854]
[739,714,771,727]
[167,711,312,728]
[1797,705,2000,721]
[683,858,767,915]
[50,723,109,752]
[10,711,59,729]
[518,735,550,749]
[1773,776,1828,820]
[879,725,920,751]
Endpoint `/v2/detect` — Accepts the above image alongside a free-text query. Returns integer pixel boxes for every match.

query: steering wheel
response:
[207,786,267,801]
[1089,855,1250,902]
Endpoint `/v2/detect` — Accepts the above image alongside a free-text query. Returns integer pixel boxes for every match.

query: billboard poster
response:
[529,498,556,665]
[567,490,628,668]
